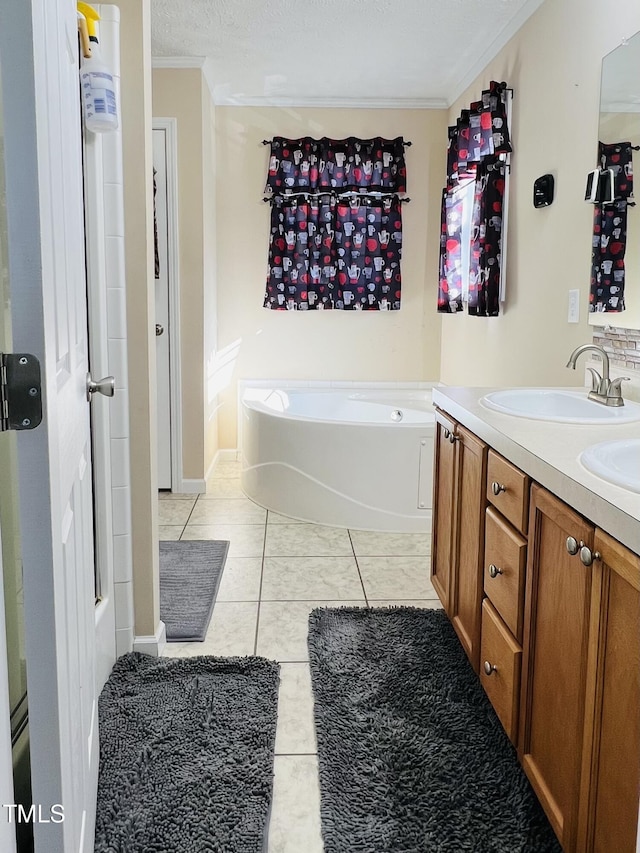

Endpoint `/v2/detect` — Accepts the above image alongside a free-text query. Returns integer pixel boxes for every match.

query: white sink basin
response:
[580,439,640,493]
[481,389,640,424]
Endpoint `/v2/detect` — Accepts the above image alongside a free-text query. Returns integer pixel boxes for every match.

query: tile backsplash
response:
[592,327,640,370]
[589,326,640,403]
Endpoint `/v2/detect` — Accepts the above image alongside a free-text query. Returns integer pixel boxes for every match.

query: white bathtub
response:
[240,386,435,532]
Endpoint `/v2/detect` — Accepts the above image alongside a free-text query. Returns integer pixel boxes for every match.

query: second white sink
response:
[481,388,640,424]
[580,439,640,493]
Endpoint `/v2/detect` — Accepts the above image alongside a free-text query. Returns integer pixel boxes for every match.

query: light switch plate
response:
[568,289,580,323]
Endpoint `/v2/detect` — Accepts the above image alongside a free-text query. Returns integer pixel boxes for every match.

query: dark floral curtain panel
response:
[438,81,512,317]
[263,136,407,311]
[589,141,635,313]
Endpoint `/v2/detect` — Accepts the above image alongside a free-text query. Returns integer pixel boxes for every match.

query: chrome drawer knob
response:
[488,564,503,579]
[491,481,506,496]
[449,433,460,443]
[443,428,450,439]
[579,546,601,567]
[483,661,498,676]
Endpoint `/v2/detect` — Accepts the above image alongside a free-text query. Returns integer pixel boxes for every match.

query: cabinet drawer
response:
[484,507,527,642]
[480,598,522,745]
[487,450,529,534]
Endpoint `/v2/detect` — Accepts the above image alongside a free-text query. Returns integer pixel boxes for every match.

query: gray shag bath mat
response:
[95,652,279,853]
[160,539,229,641]
[308,606,562,853]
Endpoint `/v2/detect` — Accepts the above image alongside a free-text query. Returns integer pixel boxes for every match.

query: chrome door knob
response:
[483,661,497,676]
[488,564,503,579]
[86,373,115,402]
[491,481,506,496]
[566,537,579,556]
[156,324,164,337]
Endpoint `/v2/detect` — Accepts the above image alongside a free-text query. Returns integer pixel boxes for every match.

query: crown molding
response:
[600,101,640,113]
[211,94,448,109]
[446,0,545,107]
[152,56,206,69]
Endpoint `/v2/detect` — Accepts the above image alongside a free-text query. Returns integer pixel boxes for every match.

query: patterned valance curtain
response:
[589,141,635,313]
[437,81,512,317]
[263,136,407,311]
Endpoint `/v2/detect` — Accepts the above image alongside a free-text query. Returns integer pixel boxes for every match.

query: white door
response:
[1,1,105,850]
[153,128,173,490]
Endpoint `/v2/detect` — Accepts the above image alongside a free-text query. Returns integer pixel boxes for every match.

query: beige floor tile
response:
[189,497,267,525]
[265,523,353,557]
[349,529,431,557]
[267,510,305,524]
[257,600,365,662]
[267,755,323,853]
[274,663,317,755]
[163,602,259,658]
[181,524,265,558]
[357,555,435,600]
[158,498,196,526]
[210,459,242,479]
[202,477,246,499]
[368,599,443,609]
[261,556,363,601]
[158,525,183,541]
[216,557,263,602]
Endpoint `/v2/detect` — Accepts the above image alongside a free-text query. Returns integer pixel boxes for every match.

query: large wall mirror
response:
[589,31,640,329]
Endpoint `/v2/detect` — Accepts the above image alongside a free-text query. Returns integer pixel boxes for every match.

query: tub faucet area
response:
[566,343,629,407]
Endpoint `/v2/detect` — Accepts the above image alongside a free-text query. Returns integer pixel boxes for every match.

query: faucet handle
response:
[608,377,631,398]
[587,367,603,393]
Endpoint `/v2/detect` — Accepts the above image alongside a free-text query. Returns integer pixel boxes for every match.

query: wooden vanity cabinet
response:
[431,409,487,673]
[577,529,640,853]
[518,485,595,852]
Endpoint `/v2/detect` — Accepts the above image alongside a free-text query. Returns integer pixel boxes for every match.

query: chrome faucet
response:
[566,343,630,407]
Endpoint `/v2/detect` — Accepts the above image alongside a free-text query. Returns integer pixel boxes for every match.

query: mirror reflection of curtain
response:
[589,141,634,313]
[437,81,511,317]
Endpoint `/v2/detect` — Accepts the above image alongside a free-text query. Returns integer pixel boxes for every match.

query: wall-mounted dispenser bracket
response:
[0,353,43,431]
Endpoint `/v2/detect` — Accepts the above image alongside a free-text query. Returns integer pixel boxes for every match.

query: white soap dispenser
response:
[77,2,118,133]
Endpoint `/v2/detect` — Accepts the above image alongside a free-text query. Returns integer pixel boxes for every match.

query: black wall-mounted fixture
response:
[533,174,554,207]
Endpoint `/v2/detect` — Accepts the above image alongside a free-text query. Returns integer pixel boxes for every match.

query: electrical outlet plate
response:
[568,289,580,323]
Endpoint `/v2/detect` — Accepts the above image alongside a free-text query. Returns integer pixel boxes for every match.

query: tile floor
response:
[159,458,441,853]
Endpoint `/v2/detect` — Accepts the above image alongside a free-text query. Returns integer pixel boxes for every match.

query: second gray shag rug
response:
[95,652,279,853]
[308,606,562,853]
[159,539,229,641]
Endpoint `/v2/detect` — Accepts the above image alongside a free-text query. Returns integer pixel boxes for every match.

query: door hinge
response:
[0,353,43,432]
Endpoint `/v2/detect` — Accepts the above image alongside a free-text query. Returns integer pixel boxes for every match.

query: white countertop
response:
[432,386,640,555]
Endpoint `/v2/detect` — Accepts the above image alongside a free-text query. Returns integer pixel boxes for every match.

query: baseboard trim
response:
[133,621,167,657]
[177,478,206,495]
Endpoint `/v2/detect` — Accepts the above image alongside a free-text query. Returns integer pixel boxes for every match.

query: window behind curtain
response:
[263,137,407,311]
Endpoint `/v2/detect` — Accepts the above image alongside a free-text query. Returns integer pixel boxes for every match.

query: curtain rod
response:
[261,139,412,147]
[263,192,411,203]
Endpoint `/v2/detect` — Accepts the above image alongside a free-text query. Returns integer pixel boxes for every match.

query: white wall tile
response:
[109,391,129,439]
[112,533,132,584]
[107,287,127,338]
[115,626,134,657]
[105,235,125,291]
[109,438,130,489]
[114,580,134,630]
[108,339,128,390]
[111,486,132,536]
[103,181,125,238]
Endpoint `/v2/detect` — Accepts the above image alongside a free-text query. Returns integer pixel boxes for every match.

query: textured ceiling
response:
[151,0,545,106]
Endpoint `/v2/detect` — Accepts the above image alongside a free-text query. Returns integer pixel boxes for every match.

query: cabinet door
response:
[519,485,594,853]
[431,411,457,613]
[450,425,487,673]
[577,530,640,853]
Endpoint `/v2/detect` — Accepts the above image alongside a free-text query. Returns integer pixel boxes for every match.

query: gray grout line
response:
[253,516,269,656]
[348,529,370,607]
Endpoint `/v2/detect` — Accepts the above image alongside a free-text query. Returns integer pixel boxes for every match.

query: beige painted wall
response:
[439,0,640,388]
[215,107,448,447]
[114,0,158,638]
[152,68,205,481]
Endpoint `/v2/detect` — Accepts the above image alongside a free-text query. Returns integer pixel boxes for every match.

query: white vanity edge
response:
[432,386,640,555]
